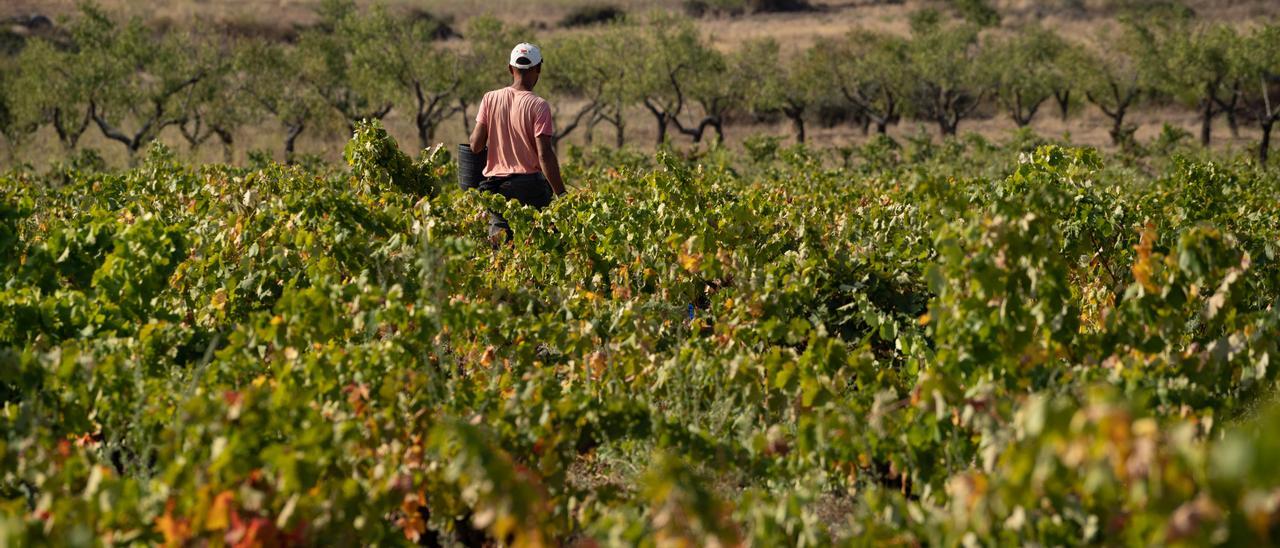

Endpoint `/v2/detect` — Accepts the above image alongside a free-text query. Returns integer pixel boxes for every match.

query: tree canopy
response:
[0,4,1277,163]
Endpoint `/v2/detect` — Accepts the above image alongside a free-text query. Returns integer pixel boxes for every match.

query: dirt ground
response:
[3,98,1264,171]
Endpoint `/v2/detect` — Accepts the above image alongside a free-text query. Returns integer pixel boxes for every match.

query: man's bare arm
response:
[536,135,566,196]
[469,121,488,154]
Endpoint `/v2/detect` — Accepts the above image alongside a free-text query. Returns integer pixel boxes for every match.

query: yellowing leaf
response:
[205,490,235,531]
[211,288,228,311]
[678,251,702,272]
[156,501,191,548]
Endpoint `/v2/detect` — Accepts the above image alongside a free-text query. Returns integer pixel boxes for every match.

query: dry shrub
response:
[560,5,626,28]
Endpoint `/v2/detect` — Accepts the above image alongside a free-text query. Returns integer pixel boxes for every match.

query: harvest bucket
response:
[457,143,485,190]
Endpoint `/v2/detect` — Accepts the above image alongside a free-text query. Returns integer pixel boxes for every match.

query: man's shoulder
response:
[520,92,551,109]
[483,87,517,101]
[487,87,549,109]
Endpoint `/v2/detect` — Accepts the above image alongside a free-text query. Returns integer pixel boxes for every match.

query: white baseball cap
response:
[509,43,542,69]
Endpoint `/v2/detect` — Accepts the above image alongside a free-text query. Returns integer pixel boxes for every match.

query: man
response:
[468,42,567,245]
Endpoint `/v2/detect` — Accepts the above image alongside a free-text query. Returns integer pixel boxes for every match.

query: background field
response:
[2,0,1278,168]
[6,0,1276,33]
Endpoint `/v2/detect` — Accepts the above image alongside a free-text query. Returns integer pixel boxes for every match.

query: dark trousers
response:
[477,173,552,242]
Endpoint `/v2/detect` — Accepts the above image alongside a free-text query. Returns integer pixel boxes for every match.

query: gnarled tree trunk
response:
[284,122,305,164]
[1200,98,1212,146]
[784,106,805,144]
[1261,119,1273,165]
[1054,89,1071,121]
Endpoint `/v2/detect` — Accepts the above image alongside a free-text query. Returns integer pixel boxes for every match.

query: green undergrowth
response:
[1,123,1279,545]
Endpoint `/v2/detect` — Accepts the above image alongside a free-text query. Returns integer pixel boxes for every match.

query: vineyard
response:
[0,123,1277,545]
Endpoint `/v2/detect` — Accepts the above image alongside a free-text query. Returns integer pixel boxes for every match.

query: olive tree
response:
[174,35,247,162]
[681,45,741,143]
[574,25,644,148]
[633,15,722,145]
[544,31,622,146]
[1235,23,1280,164]
[1080,23,1151,148]
[1130,15,1240,146]
[1048,40,1089,121]
[7,38,93,151]
[349,8,464,149]
[819,29,909,135]
[984,25,1070,127]
[80,9,207,161]
[739,38,826,143]
[235,39,328,162]
[295,0,395,133]
[903,12,987,137]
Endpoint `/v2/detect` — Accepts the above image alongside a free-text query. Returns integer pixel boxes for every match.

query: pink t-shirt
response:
[476,87,554,178]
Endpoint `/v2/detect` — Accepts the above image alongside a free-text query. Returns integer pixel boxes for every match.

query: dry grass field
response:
[5,99,1263,171]
[2,0,685,31]
[6,0,1274,47]
[1,0,1277,168]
